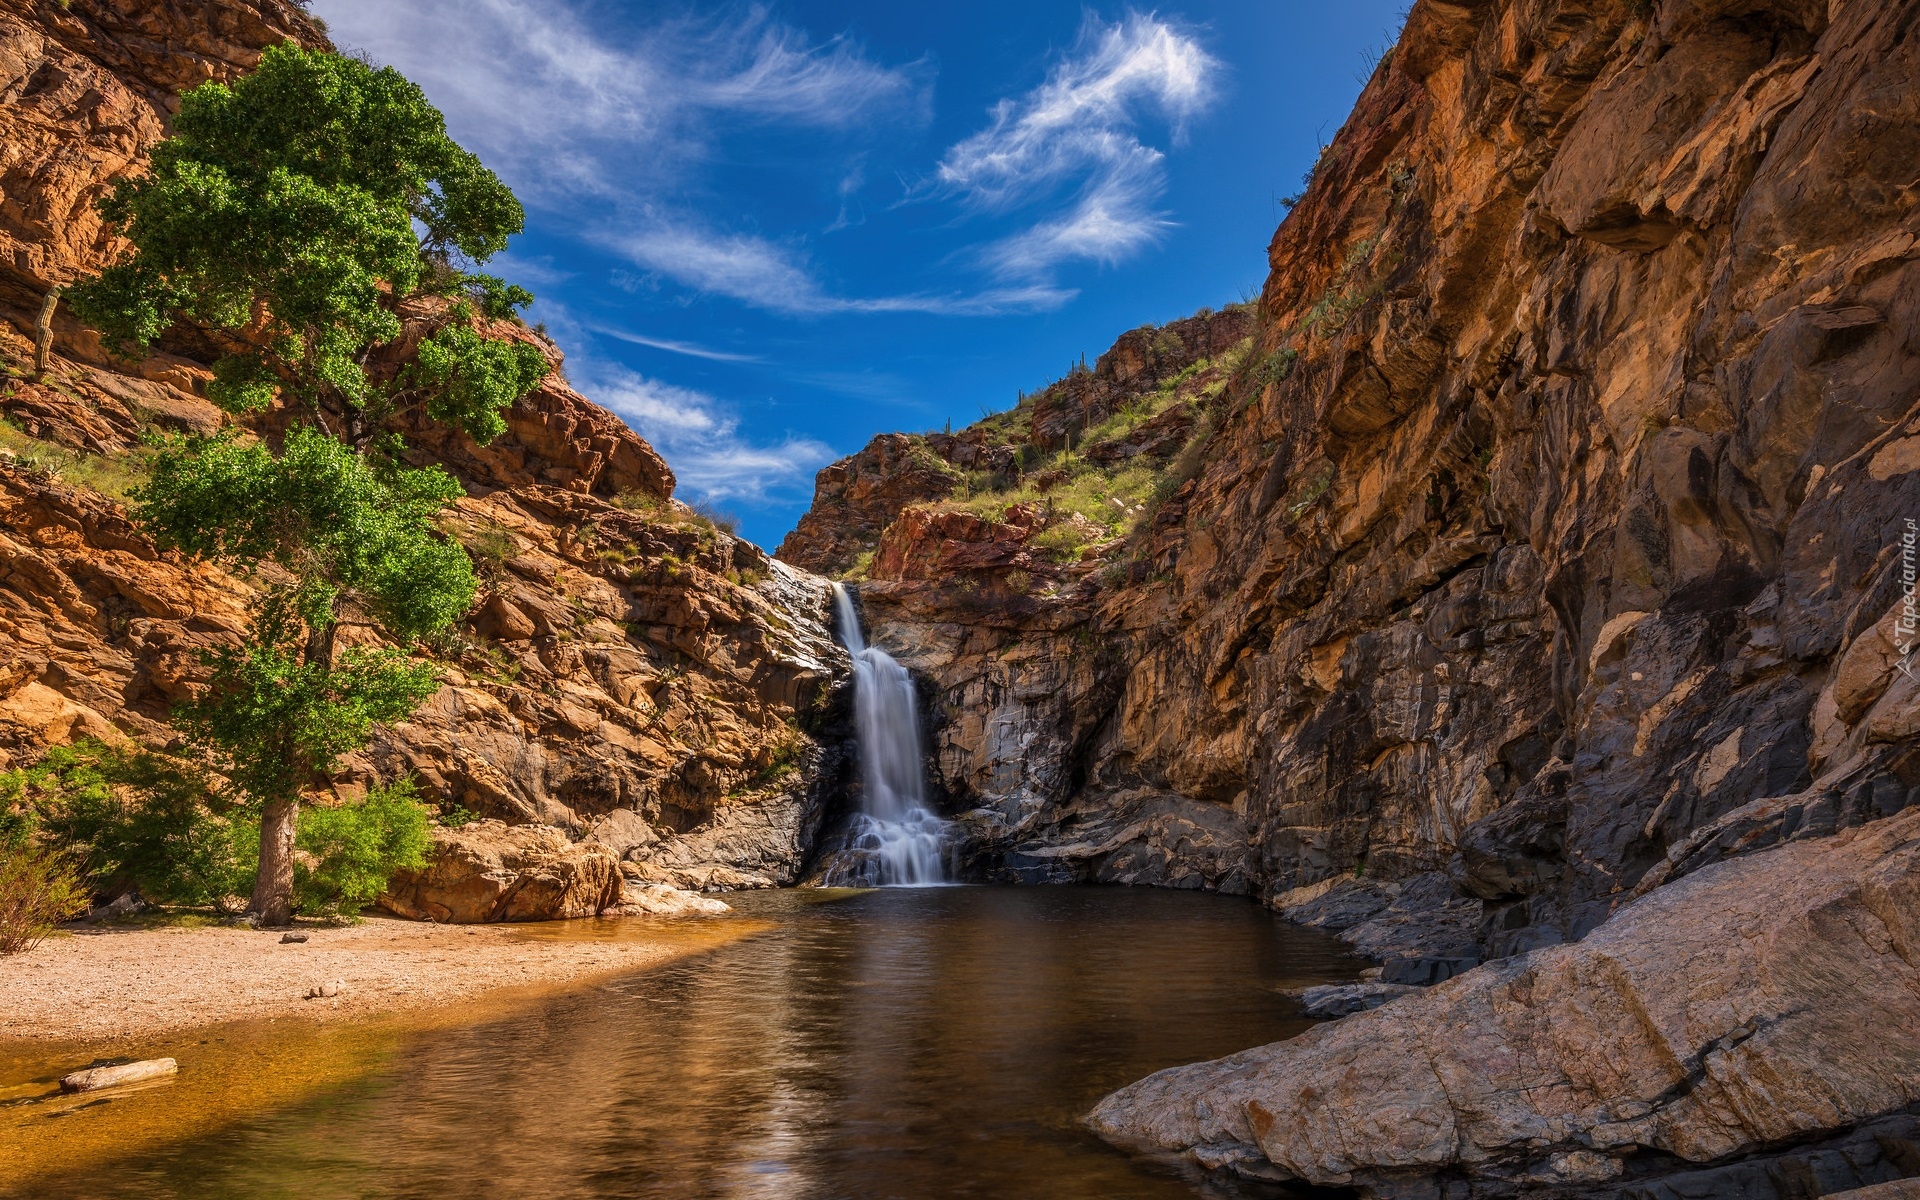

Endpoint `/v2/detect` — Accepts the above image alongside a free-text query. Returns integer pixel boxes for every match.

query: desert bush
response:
[293,778,433,916]
[688,501,739,536]
[462,524,517,573]
[0,843,87,955]
[4,739,255,908]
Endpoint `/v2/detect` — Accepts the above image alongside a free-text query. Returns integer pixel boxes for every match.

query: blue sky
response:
[308,0,1405,548]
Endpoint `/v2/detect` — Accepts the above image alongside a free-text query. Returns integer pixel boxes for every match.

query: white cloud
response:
[577,361,834,503]
[932,11,1220,278]
[311,0,928,204]
[587,324,762,363]
[977,155,1171,279]
[608,223,1074,315]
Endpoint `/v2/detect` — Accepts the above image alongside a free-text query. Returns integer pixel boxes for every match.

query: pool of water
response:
[9,886,1362,1200]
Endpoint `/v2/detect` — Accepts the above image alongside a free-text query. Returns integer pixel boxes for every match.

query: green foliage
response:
[1077,381,1185,448]
[405,315,550,444]
[293,778,431,915]
[66,42,533,419]
[1249,347,1299,400]
[462,523,517,575]
[0,844,86,955]
[181,594,441,809]
[55,45,532,922]
[0,739,254,908]
[135,425,476,644]
[836,548,876,581]
[1292,236,1397,341]
[461,274,536,320]
[206,353,281,415]
[0,800,31,852]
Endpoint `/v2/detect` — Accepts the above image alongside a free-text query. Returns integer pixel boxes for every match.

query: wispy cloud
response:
[315,0,928,204]
[580,363,835,504]
[587,324,762,363]
[933,11,1220,279]
[608,223,1074,315]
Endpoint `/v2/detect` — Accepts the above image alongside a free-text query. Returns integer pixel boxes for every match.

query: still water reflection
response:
[24,886,1361,1200]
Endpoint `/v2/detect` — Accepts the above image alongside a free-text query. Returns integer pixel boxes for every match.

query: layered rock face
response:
[782,0,1920,1186]
[791,0,1920,945]
[0,0,851,905]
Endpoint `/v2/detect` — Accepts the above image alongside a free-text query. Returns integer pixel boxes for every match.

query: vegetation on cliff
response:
[5,44,549,926]
[780,305,1256,588]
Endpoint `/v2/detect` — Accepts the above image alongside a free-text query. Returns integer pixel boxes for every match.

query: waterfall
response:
[827,584,953,886]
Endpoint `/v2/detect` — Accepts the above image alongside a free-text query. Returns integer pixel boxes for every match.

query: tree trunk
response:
[250,612,335,926]
[250,794,298,926]
[305,615,337,670]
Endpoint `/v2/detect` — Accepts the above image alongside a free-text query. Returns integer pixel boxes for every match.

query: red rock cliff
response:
[0,0,850,902]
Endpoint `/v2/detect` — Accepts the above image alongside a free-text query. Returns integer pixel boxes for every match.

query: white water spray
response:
[827,584,953,885]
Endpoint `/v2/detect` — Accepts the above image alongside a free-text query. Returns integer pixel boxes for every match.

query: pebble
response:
[303,981,344,1000]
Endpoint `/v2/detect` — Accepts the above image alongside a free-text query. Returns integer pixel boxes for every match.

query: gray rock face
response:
[1089,808,1920,1195]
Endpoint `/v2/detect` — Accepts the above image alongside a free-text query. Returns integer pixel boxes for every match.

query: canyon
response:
[0,0,1917,1196]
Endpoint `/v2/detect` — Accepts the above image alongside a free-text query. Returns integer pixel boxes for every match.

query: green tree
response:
[68,42,549,442]
[66,44,549,923]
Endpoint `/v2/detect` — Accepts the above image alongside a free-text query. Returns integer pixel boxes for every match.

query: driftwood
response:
[59,1057,177,1093]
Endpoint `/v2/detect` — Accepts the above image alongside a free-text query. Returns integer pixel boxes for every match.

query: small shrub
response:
[0,844,87,955]
[4,739,254,908]
[837,548,875,581]
[439,804,477,828]
[464,525,516,573]
[1032,523,1092,563]
[689,500,738,536]
[0,419,157,504]
[293,778,433,916]
[612,489,665,515]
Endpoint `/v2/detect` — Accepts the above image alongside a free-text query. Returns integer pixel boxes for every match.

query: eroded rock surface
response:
[1091,808,1920,1195]
[777,0,1920,1186]
[380,821,623,923]
[785,0,1920,955]
[0,0,851,901]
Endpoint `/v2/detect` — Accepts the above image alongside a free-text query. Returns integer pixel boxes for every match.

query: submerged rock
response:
[1089,807,1920,1193]
[1287,981,1422,1019]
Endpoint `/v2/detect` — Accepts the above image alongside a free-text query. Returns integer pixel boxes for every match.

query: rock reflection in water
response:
[20,887,1361,1200]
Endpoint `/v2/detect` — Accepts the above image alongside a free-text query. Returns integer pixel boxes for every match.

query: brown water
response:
[6,886,1361,1200]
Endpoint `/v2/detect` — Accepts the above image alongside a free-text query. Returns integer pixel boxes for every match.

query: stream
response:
[8,886,1362,1199]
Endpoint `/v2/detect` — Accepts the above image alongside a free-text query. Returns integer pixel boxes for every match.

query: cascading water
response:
[823,583,954,886]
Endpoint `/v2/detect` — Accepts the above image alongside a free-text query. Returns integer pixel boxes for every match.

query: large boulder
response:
[379,821,623,923]
[1089,807,1920,1194]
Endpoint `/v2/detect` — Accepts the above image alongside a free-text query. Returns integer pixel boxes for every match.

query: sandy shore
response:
[0,913,757,1042]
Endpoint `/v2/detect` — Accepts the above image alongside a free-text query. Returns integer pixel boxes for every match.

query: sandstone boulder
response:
[1089,808,1920,1193]
[379,822,622,923]
[608,876,731,916]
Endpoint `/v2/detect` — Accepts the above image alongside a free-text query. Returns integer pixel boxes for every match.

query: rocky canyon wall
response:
[0,0,853,910]
[786,0,1920,958]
